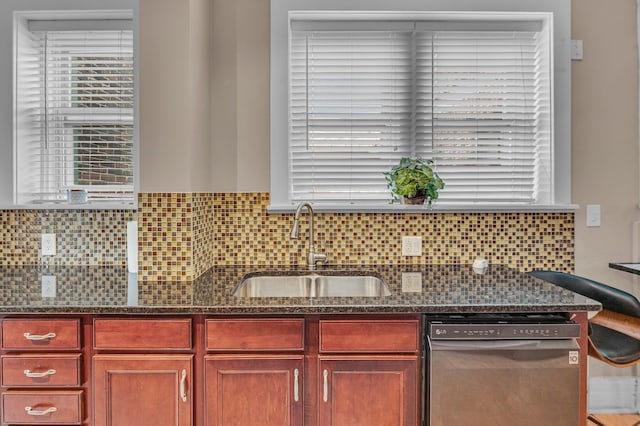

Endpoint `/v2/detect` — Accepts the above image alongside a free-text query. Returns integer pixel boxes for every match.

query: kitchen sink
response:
[314,275,390,297]
[233,273,391,298]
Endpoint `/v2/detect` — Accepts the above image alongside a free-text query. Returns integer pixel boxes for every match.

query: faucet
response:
[290,202,327,270]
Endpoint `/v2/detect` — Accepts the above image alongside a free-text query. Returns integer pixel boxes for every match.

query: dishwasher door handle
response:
[429,338,580,352]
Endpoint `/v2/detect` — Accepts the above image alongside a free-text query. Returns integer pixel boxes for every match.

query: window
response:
[270,1,571,211]
[14,13,135,206]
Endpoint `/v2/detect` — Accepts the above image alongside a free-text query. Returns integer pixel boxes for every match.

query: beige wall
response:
[573,0,639,282]
[210,0,270,191]
[139,0,212,192]
[572,0,640,376]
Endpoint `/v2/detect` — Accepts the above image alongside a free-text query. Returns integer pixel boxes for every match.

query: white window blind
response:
[288,18,552,206]
[15,18,134,205]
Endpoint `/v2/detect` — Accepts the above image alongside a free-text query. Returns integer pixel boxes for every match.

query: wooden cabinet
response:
[2,354,81,388]
[92,318,194,426]
[318,319,419,353]
[0,314,421,426]
[318,357,418,426]
[2,319,81,352]
[93,319,191,351]
[93,355,192,426]
[204,317,420,426]
[2,390,83,425]
[203,319,305,426]
[316,318,420,426]
[1,318,84,426]
[204,356,303,426]
[205,319,304,352]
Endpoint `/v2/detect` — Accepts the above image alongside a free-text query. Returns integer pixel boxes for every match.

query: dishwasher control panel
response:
[428,322,581,340]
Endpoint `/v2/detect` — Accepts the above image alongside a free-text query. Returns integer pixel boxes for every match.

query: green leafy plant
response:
[383,157,445,206]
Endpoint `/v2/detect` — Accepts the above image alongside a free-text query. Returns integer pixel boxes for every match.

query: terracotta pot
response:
[402,195,426,205]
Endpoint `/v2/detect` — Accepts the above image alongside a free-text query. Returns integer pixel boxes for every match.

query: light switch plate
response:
[41,233,56,256]
[41,275,56,298]
[402,272,422,293]
[571,40,583,60]
[402,236,422,256]
[586,204,601,227]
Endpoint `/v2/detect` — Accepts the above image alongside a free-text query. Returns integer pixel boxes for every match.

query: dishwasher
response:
[425,314,581,426]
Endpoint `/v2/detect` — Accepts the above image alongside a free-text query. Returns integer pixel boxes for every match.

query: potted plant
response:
[383,157,445,206]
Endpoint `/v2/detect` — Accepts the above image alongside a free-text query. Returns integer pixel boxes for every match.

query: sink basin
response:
[232,275,313,298]
[233,274,391,298]
[314,275,391,297]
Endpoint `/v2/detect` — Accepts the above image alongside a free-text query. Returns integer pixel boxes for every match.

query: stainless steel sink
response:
[233,274,390,298]
[232,275,314,297]
[314,275,391,297]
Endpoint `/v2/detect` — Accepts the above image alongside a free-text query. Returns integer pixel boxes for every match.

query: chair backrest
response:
[529,270,640,318]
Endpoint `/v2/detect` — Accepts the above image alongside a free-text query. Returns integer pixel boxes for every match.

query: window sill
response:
[267,203,578,214]
[0,201,137,211]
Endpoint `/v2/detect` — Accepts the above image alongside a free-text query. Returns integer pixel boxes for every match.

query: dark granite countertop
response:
[0,265,600,314]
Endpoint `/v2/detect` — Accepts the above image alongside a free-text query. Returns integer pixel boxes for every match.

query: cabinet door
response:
[93,355,193,426]
[318,357,418,426]
[205,355,304,426]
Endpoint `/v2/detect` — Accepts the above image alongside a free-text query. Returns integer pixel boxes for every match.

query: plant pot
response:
[402,195,426,205]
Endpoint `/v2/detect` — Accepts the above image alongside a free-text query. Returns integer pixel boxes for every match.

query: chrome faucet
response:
[290,202,327,270]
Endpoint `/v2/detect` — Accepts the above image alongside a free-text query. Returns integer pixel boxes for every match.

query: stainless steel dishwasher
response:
[426,315,581,426]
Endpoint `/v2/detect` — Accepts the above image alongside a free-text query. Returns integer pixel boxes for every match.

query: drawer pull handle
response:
[294,368,299,402]
[23,332,56,341]
[323,369,328,402]
[179,369,187,402]
[25,406,57,416]
[24,369,56,378]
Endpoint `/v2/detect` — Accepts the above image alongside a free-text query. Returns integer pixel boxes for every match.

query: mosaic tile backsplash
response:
[0,194,574,281]
[0,209,136,267]
[138,192,574,282]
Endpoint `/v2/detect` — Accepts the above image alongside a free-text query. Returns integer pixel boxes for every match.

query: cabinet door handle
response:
[23,332,56,341]
[24,369,56,378]
[179,369,187,402]
[323,369,329,402]
[25,406,57,416]
[293,368,299,402]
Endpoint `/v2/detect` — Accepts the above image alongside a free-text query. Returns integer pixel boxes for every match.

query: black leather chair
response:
[530,270,640,367]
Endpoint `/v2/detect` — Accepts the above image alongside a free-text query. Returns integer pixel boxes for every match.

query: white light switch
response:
[571,40,583,60]
[586,204,601,227]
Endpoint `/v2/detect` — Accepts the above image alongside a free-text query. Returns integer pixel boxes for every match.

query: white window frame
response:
[14,11,136,208]
[0,1,138,210]
[269,0,573,213]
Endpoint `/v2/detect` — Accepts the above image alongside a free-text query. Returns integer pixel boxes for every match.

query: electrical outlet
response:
[41,275,56,298]
[402,272,422,293]
[41,233,56,256]
[402,236,422,256]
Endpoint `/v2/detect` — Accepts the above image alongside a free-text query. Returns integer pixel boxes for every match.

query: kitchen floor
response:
[588,414,640,425]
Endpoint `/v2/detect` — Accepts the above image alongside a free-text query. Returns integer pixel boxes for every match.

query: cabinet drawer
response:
[94,318,192,350]
[2,390,83,425]
[319,319,419,353]
[206,319,304,351]
[2,319,80,351]
[2,354,81,387]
